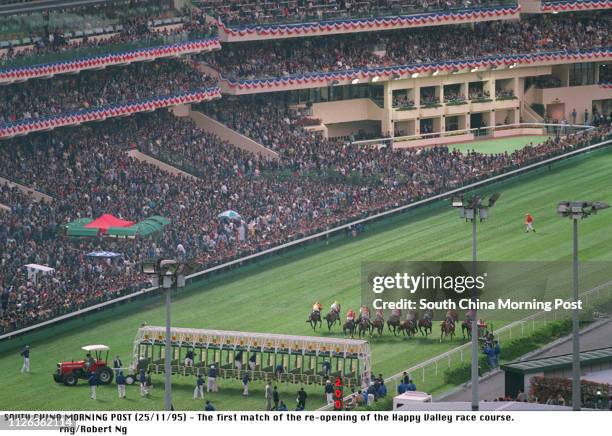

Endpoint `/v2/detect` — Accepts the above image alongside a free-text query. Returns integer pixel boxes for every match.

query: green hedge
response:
[443,318,573,385]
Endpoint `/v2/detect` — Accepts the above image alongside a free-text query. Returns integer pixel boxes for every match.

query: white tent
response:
[23,264,55,285]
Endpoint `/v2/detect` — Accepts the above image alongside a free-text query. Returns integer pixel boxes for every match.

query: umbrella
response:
[218,210,241,221]
[86,251,122,258]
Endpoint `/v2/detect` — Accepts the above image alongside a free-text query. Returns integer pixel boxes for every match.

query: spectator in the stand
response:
[0,59,216,126]
[206,13,611,81]
[0,4,213,66]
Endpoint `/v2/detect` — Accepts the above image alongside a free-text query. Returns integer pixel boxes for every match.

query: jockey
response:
[391,308,401,318]
[375,308,384,318]
[331,301,341,314]
[346,309,356,321]
[359,305,370,319]
[312,301,322,313]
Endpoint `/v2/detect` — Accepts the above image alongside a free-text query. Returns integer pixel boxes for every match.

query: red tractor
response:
[53,345,114,386]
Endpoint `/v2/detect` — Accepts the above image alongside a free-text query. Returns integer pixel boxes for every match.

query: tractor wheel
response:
[96,367,114,385]
[125,375,135,385]
[63,373,78,386]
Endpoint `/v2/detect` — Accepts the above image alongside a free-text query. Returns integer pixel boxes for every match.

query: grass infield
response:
[0,145,611,411]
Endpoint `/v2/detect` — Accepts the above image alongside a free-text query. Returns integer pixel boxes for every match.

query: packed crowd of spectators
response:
[201,0,514,26]
[0,7,213,66]
[0,59,215,124]
[1,102,610,332]
[207,13,611,80]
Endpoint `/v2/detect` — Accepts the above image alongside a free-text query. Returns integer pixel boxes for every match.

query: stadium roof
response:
[501,347,612,374]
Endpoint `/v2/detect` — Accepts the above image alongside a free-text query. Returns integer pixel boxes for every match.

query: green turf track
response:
[451,135,550,155]
[1,146,611,412]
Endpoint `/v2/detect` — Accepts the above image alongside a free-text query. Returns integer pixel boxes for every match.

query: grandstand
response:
[0,0,610,411]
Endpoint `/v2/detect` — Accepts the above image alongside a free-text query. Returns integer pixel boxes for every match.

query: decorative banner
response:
[0,87,221,139]
[541,0,612,12]
[218,5,521,41]
[220,48,612,92]
[600,82,612,89]
[0,37,221,84]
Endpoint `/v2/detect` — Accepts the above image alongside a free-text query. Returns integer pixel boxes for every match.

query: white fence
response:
[1,135,611,342]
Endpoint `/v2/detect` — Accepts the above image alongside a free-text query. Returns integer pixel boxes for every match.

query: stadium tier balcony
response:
[202,12,612,94]
[540,0,612,14]
[0,0,220,83]
[0,58,221,138]
[199,0,521,42]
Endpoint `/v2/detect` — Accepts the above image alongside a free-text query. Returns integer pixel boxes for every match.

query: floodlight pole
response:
[571,218,580,411]
[164,278,172,412]
[471,213,479,412]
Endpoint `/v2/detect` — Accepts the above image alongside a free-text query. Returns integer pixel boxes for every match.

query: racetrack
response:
[1,146,611,412]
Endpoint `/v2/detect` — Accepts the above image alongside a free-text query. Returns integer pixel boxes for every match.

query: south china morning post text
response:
[361,261,612,321]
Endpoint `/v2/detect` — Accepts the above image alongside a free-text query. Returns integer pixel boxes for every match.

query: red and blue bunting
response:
[218,6,521,40]
[0,38,221,84]
[541,1,612,12]
[0,87,221,139]
[600,82,612,89]
[220,48,612,91]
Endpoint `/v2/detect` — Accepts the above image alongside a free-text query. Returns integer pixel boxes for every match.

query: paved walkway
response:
[0,176,53,205]
[440,317,612,402]
[127,150,199,179]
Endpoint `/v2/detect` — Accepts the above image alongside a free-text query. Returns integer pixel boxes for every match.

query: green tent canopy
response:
[65,215,170,238]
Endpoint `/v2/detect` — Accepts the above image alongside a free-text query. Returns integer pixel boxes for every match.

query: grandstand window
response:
[569,63,597,87]
[287,84,383,106]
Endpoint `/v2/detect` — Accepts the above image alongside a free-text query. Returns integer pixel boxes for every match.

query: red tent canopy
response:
[84,214,135,233]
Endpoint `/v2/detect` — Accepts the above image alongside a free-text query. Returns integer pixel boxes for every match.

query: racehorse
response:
[461,319,473,339]
[440,319,456,342]
[398,319,418,337]
[418,309,434,336]
[324,310,341,331]
[307,310,322,330]
[357,316,371,338]
[343,319,356,338]
[387,309,401,335]
[371,312,385,336]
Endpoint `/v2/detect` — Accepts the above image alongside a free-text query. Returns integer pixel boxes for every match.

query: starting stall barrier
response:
[131,326,372,388]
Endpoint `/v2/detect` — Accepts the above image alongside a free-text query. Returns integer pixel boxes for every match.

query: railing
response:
[1,134,611,341]
[317,279,612,410]
[212,2,519,29]
[350,122,595,147]
[0,31,215,70]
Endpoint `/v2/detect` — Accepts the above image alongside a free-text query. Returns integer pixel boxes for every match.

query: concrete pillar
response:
[382,81,393,136]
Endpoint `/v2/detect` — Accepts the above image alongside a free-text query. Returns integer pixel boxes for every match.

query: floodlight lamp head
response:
[159,259,179,276]
[591,202,610,214]
[451,196,464,208]
[556,201,571,217]
[466,195,481,209]
[141,260,158,275]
